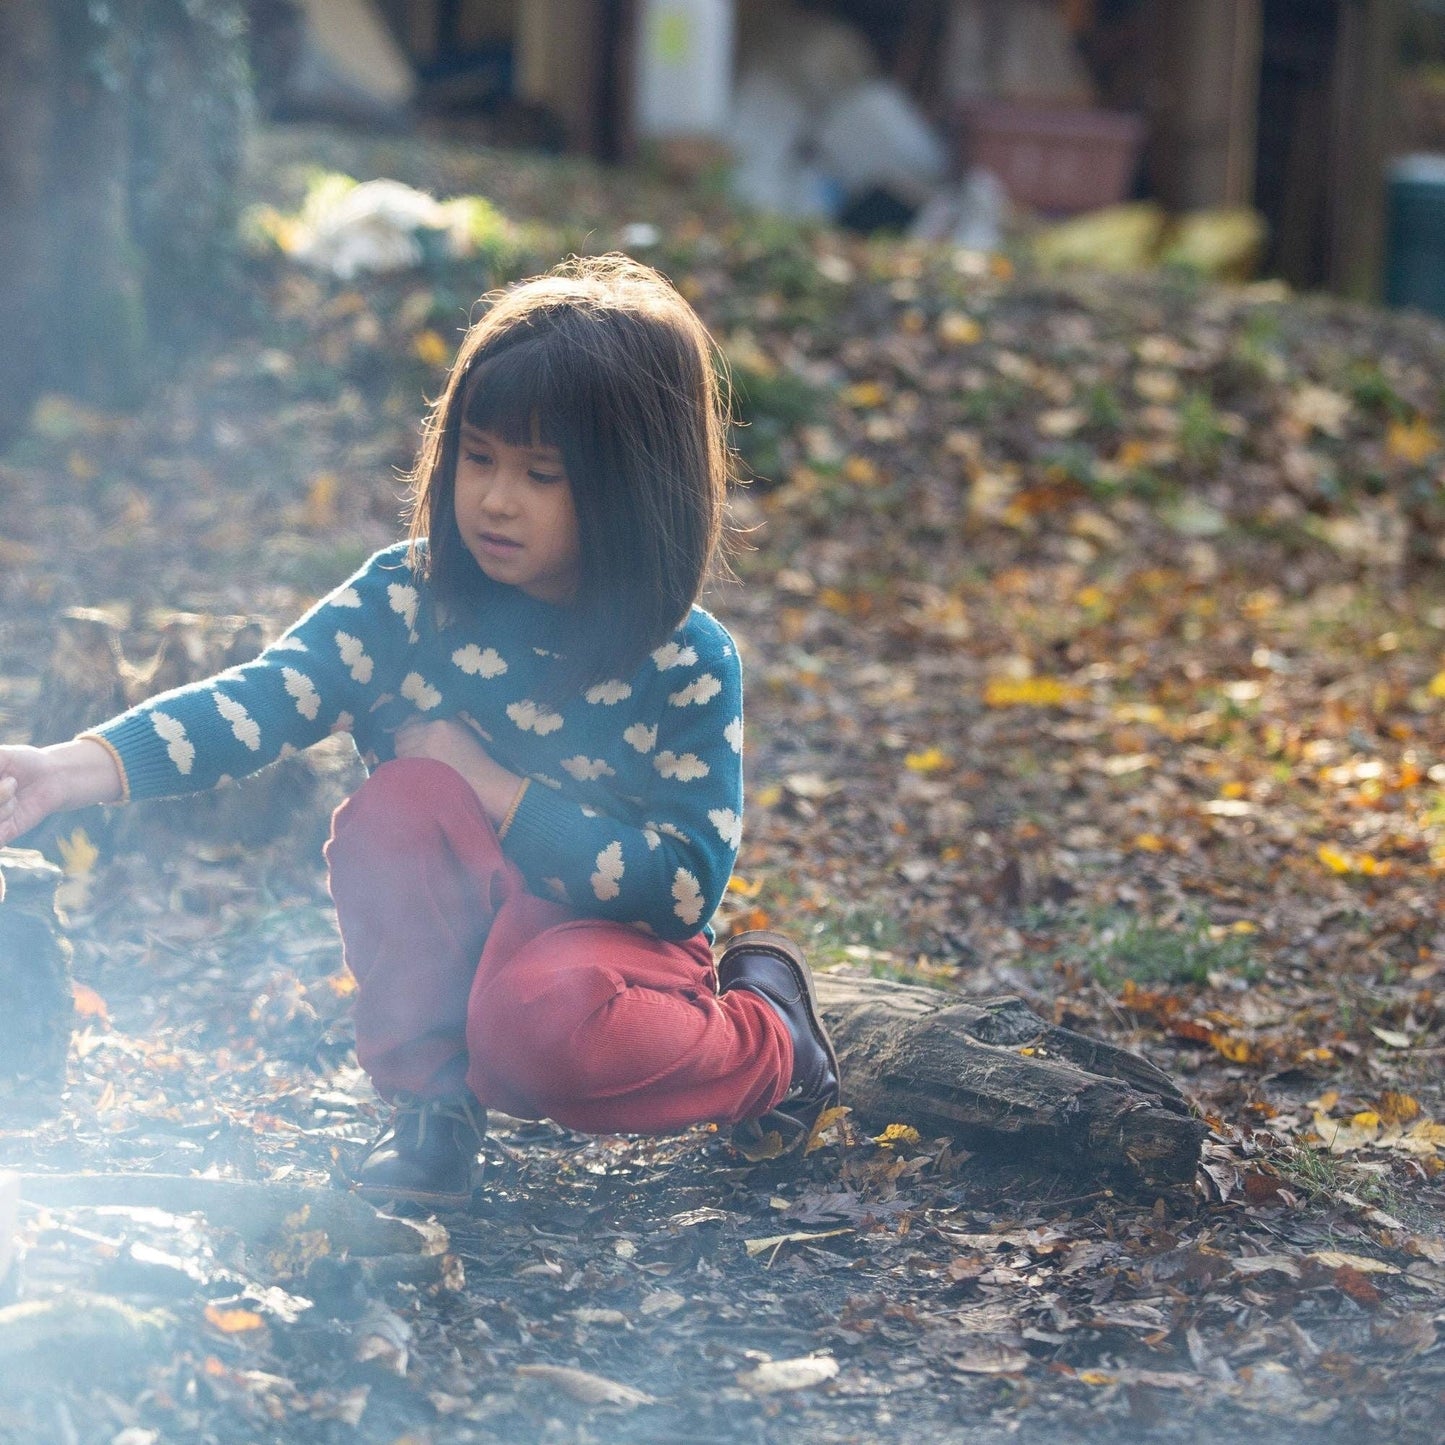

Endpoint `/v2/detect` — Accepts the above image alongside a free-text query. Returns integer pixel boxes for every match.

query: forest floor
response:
[1,123,1444,1444]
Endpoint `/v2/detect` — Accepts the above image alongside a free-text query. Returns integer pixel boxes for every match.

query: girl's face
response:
[454,424,582,604]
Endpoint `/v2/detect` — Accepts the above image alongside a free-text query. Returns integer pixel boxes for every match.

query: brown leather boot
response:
[717,930,841,1155]
[350,1093,487,1208]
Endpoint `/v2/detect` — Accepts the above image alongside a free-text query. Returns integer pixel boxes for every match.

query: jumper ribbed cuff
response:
[76,733,130,804]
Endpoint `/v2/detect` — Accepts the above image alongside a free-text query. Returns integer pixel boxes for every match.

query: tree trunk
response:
[0,3,59,444]
[816,974,1205,1194]
[0,0,249,446]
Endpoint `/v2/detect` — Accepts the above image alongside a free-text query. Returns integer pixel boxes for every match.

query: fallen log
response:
[816,974,1205,1194]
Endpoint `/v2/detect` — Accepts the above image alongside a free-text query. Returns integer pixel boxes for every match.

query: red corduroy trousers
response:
[324,758,792,1133]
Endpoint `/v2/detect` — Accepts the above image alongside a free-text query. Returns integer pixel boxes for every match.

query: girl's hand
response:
[0,739,123,847]
[392,717,522,827]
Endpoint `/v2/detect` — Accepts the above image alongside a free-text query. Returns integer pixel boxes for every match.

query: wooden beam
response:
[1328,0,1403,300]
[1144,0,1263,211]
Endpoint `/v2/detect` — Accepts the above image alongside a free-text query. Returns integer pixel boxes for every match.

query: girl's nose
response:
[480,470,520,515]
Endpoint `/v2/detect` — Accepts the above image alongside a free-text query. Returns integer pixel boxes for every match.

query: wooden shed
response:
[377,0,1402,299]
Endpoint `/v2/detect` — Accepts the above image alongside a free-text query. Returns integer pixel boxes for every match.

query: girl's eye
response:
[529,471,565,484]
[464,450,492,467]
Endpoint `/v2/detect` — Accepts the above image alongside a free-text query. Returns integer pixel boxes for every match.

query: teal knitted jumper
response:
[86,544,744,940]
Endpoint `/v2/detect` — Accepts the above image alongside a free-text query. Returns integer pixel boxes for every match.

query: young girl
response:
[0,255,838,1207]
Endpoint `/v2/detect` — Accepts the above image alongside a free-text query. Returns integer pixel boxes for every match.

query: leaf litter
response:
[0,122,1443,1442]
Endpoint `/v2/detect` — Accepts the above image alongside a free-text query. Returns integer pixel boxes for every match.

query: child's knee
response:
[329,758,468,849]
[468,944,625,1100]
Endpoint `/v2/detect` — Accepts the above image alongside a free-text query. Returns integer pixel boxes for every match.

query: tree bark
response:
[816,974,1205,1193]
[0,0,249,446]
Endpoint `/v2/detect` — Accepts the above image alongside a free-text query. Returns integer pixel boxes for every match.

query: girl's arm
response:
[393,717,524,827]
[0,739,124,847]
[83,546,416,802]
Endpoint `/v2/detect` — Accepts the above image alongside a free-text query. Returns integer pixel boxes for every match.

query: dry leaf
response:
[1308,1250,1400,1275]
[744,1228,851,1258]
[736,1355,839,1394]
[204,1304,265,1334]
[515,1364,655,1408]
[71,983,110,1022]
[945,1340,1031,1375]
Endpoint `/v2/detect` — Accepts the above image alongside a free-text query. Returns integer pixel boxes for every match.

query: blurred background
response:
[2,0,1444,446]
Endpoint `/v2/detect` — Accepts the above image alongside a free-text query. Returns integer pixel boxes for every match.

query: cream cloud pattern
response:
[151,711,194,774]
[388,583,419,631]
[561,755,615,782]
[401,672,442,711]
[708,807,742,848]
[335,631,373,684]
[507,699,564,736]
[586,679,632,705]
[282,668,320,720]
[591,841,624,901]
[654,750,709,781]
[214,691,262,751]
[623,722,657,754]
[671,868,705,925]
[652,641,698,670]
[452,644,506,678]
[668,674,722,708]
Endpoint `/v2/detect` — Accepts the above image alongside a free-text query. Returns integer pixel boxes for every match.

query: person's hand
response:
[392,717,521,825]
[0,739,123,847]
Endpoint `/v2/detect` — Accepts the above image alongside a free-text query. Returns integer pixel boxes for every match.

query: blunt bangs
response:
[461,326,577,453]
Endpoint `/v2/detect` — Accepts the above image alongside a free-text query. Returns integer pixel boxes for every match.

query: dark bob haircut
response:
[407,254,732,690]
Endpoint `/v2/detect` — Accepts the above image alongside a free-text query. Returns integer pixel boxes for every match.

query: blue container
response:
[1386,155,1445,319]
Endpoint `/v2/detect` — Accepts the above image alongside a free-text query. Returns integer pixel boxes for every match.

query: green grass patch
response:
[1027,906,1260,987]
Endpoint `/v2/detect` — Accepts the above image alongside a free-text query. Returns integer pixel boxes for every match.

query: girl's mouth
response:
[476,532,523,554]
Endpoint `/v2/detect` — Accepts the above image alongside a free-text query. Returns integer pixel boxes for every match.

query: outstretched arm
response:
[0,739,124,847]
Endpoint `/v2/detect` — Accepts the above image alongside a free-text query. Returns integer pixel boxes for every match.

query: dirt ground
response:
[1,124,1443,1443]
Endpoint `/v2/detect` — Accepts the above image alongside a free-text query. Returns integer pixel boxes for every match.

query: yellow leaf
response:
[1427,670,1445,699]
[72,983,109,1022]
[57,827,99,878]
[1351,1110,1382,1129]
[1077,1370,1117,1386]
[842,455,880,484]
[1212,1035,1255,1065]
[840,381,887,409]
[872,1122,922,1148]
[1317,843,1353,874]
[937,311,981,345]
[727,875,763,897]
[205,1304,266,1333]
[67,450,98,482]
[412,329,451,367]
[805,1105,851,1154]
[754,784,783,809]
[904,747,951,775]
[984,677,1084,709]
[1355,852,1391,876]
[1133,833,1166,852]
[1307,1250,1400,1276]
[1378,1091,1421,1126]
[1386,416,1440,466]
[301,471,339,530]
